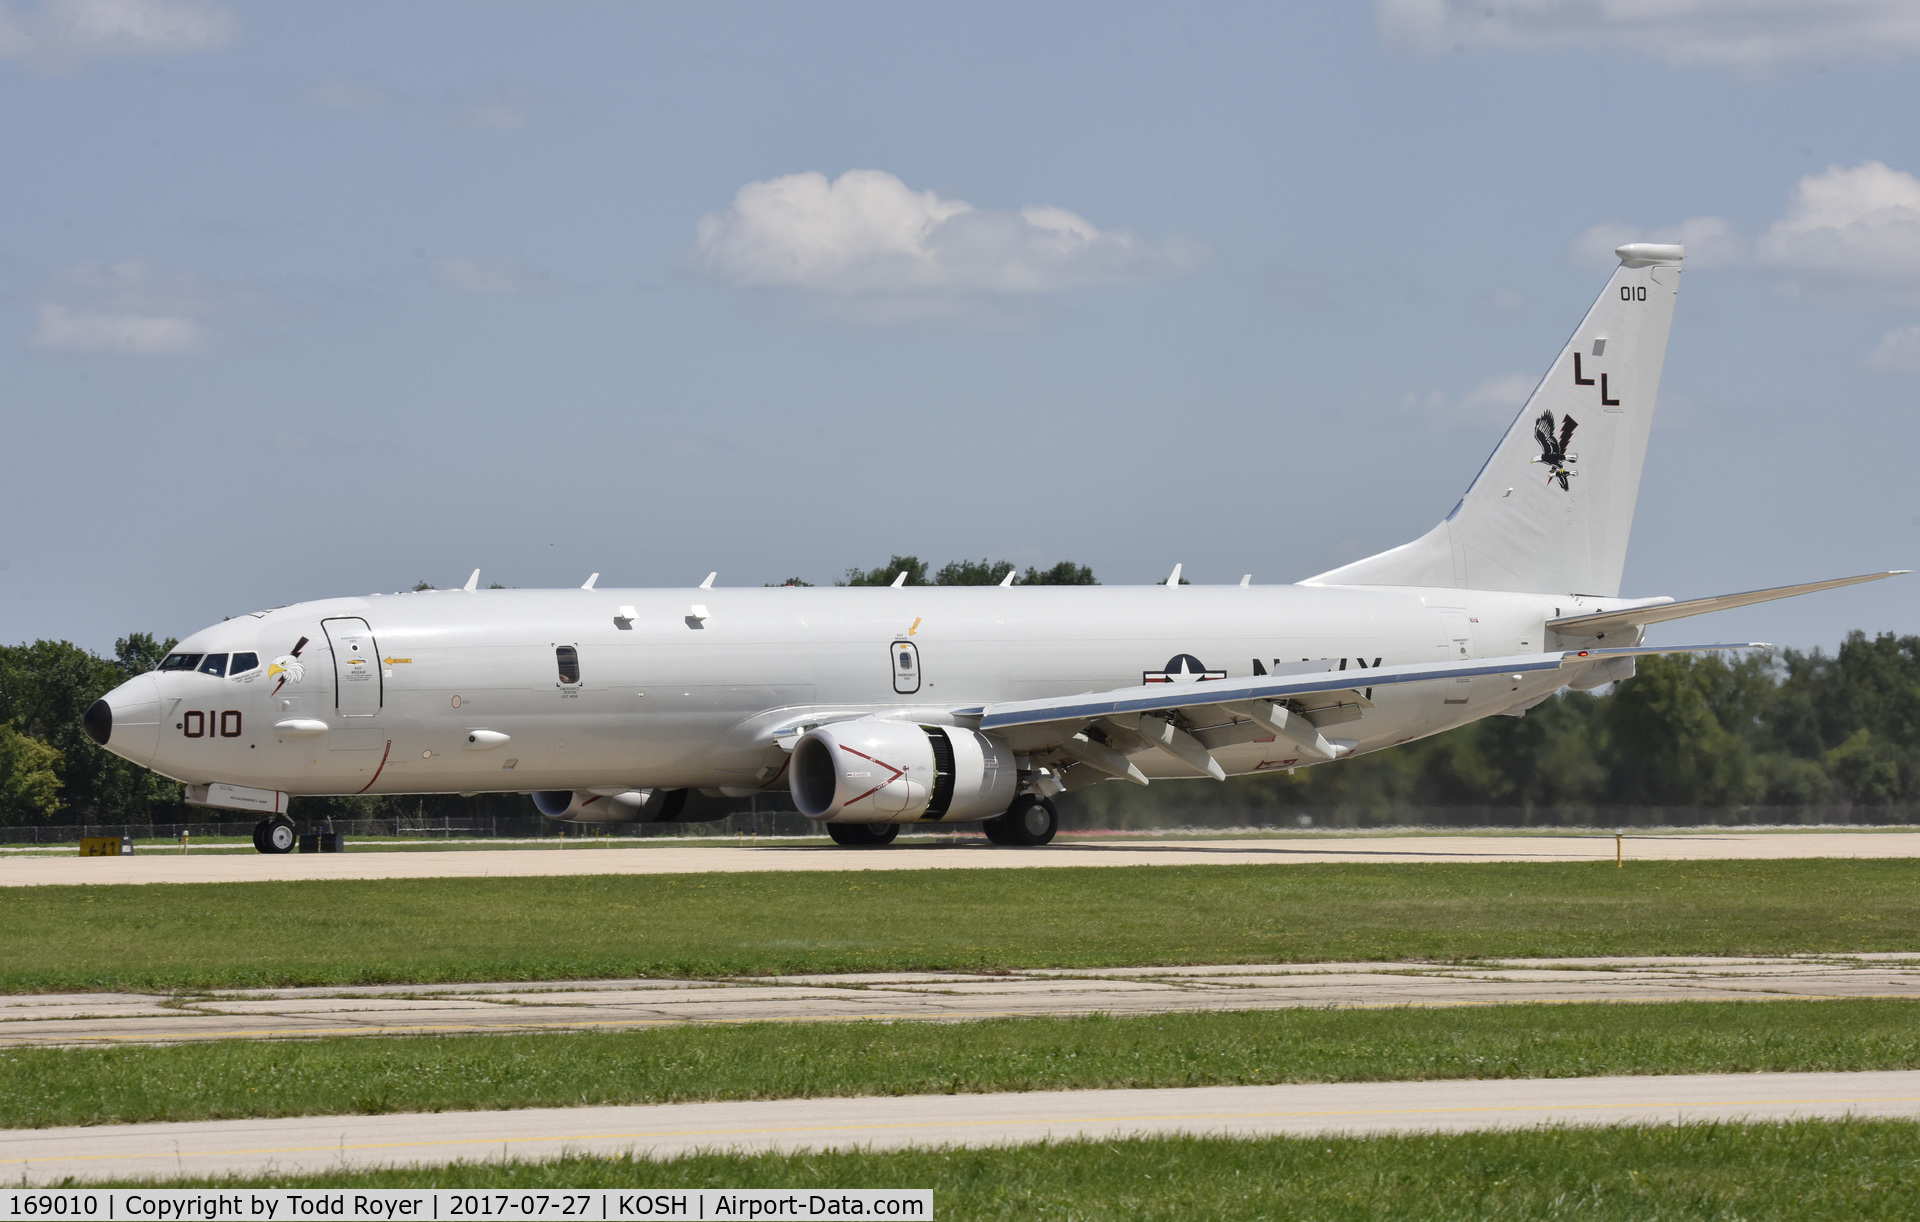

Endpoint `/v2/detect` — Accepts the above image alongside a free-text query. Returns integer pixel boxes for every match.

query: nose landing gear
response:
[252,816,297,854]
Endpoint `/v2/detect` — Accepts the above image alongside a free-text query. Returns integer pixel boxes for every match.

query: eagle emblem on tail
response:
[1531,410,1578,490]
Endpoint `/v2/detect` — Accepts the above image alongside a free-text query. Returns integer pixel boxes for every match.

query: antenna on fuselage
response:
[890,571,907,588]
[1165,563,1182,586]
[700,572,716,589]
[463,569,480,592]
[581,573,599,590]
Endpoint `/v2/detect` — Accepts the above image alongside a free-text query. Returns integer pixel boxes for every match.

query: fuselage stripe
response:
[354,740,393,794]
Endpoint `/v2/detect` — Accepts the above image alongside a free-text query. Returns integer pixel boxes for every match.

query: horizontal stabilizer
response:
[969,643,1763,732]
[1549,571,1907,638]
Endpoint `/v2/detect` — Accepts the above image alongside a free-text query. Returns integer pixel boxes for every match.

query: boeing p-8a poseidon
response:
[88,243,1901,852]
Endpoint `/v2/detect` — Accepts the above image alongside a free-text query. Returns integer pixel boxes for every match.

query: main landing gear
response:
[982,795,1058,847]
[252,816,296,854]
[826,822,901,847]
[819,797,1058,848]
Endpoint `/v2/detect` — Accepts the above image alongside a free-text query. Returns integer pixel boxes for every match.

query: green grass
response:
[3,860,1918,992]
[6,999,1919,1129]
[94,1122,1920,1219]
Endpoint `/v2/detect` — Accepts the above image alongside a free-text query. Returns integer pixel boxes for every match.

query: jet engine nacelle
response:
[533,788,675,823]
[790,717,1018,823]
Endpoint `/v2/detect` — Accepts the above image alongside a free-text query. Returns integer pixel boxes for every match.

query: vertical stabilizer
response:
[1306,243,1683,597]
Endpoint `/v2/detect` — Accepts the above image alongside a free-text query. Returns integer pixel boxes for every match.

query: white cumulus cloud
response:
[1756,161,1920,290]
[1568,162,1920,299]
[30,256,232,353]
[1406,372,1538,430]
[1377,0,1920,68]
[0,0,235,70]
[695,169,1205,308]
[1869,324,1920,373]
[32,304,202,353]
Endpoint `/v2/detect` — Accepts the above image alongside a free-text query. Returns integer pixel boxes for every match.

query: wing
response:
[956,643,1762,783]
[968,645,1756,731]
[1547,571,1908,639]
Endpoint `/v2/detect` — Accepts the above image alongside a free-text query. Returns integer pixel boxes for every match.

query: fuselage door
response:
[322,617,382,717]
[891,640,921,695]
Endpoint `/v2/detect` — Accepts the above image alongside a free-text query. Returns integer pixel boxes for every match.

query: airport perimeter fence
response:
[1053,803,1920,833]
[0,799,825,845]
[5,803,1917,845]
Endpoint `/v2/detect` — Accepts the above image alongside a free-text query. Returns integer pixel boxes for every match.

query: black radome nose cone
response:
[83,699,112,746]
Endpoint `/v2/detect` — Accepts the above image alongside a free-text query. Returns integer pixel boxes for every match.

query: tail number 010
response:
[1621,286,1648,301]
[181,710,243,738]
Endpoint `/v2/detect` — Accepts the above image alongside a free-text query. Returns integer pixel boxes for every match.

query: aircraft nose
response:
[83,699,112,745]
[90,674,162,767]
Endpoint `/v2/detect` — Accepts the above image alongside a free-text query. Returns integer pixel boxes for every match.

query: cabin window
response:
[556,645,581,685]
[229,652,260,675]
[159,653,203,672]
[198,654,229,677]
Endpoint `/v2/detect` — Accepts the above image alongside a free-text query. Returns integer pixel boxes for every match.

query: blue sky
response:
[4,0,1918,652]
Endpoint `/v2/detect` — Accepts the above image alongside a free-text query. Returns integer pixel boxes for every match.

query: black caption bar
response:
[1,1191,931,1222]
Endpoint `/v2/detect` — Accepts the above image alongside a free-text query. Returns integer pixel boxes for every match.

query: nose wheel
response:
[983,795,1057,846]
[825,822,900,847]
[253,816,297,854]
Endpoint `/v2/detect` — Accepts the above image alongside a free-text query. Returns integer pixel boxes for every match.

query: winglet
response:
[581,573,599,590]
[463,569,479,592]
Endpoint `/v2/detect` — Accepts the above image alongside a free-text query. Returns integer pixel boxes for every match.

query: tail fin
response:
[1307,243,1684,597]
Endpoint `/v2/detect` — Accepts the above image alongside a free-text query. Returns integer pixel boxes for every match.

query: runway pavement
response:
[5,955,1915,1047]
[5,831,1918,887]
[3,1070,1916,1183]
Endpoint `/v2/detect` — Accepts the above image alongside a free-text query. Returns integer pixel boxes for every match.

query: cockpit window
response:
[159,654,203,672]
[229,652,259,675]
[198,654,229,677]
[556,645,580,685]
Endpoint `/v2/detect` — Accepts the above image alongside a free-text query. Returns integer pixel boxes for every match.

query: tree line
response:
[771,554,1100,588]
[1,633,183,824]
[5,560,1918,824]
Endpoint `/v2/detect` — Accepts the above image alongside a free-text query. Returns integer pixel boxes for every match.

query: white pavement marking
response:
[3,1071,1916,1184]
[5,832,1918,887]
[4,956,1918,1047]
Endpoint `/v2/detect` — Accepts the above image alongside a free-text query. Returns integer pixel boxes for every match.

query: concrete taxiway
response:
[4,1070,1916,1183]
[5,956,1915,1047]
[4,831,1918,887]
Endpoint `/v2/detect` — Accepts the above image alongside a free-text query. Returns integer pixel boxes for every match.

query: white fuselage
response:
[97,582,1617,803]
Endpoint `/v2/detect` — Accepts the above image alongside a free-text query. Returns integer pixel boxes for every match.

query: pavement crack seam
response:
[10,1094,1920,1167]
